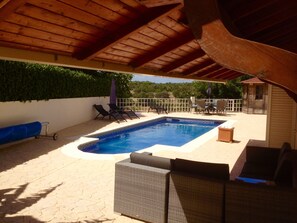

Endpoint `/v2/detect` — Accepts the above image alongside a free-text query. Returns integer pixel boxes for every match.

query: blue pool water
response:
[82,118,223,154]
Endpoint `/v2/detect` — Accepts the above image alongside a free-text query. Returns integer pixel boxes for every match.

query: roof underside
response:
[0,0,296,83]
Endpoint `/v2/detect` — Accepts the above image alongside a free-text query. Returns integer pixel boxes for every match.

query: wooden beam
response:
[229,0,278,22]
[185,0,297,99]
[191,64,222,78]
[136,0,182,8]
[0,0,26,22]
[222,71,242,80]
[0,45,198,81]
[211,69,235,79]
[130,29,194,68]
[161,49,205,72]
[204,68,229,78]
[0,0,12,9]
[183,59,214,76]
[74,4,182,60]
[239,2,297,36]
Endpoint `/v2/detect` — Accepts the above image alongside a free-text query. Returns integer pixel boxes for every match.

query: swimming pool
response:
[82,118,224,154]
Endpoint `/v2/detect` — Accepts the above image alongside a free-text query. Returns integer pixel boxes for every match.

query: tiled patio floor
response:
[0,112,266,223]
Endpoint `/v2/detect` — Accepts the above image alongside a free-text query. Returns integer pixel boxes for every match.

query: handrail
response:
[117,98,242,113]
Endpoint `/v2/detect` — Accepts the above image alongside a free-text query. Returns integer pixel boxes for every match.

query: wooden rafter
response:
[183,59,214,76]
[0,0,26,21]
[161,49,205,72]
[74,3,182,60]
[130,29,194,68]
[212,70,234,79]
[204,68,229,78]
[192,64,222,78]
[229,0,278,22]
[185,0,297,99]
[216,70,242,80]
[222,72,242,80]
[136,0,182,8]
[0,0,12,9]
[240,2,297,36]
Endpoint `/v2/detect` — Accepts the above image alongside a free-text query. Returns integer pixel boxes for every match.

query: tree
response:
[192,78,247,99]
[74,69,133,98]
[128,75,249,99]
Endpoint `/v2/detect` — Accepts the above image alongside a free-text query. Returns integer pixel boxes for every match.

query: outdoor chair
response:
[93,104,126,123]
[148,101,168,114]
[216,99,228,114]
[108,103,139,119]
[195,99,206,113]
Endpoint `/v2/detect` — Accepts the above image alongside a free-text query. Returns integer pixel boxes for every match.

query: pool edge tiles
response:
[61,116,167,160]
[82,117,225,155]
[61,116,234,160]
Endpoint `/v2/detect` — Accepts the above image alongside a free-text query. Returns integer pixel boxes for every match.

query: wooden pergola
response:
[0,0,296,99]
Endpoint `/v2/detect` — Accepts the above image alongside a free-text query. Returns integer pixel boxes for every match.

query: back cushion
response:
[278,142,292,163]
[130,152,173,170]
[174,158,230,181]
[274,152,293,186]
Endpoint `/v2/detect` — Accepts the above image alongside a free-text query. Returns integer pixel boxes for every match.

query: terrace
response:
[0,0,296,222]
[0,111,266,223]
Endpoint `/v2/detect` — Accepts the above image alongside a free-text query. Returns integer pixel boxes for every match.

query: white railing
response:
[204,99,242,112]
[117,98,242,113]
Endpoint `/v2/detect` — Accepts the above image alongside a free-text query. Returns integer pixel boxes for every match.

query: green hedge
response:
[0,60,132,102]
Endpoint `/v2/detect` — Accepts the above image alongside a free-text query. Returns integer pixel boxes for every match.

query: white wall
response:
[0,97,109,134]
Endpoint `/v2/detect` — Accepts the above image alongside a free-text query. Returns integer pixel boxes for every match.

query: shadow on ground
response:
[0,119,114,172]
[0,183,117,223]
[0,183,62,223]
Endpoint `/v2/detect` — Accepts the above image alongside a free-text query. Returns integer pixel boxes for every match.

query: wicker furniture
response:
[168,159,229,223]
[114,152,173,223]
[239,142,292,185]
[228,143,297,223]
[225,181,297,223]
[114,148,297,223]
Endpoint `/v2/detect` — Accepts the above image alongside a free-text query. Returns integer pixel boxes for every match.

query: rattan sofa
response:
[239,142,292,184]
[225,180,297,223]
[114,148,297,223]
[114,152,173,223]
[228,143,297,223]
[167,158,229,223]
[114,152,230,223]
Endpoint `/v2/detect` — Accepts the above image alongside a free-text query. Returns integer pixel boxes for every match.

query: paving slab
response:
[0,112,266,223]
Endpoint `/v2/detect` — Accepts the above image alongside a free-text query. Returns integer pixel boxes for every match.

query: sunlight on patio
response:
[0,112,266,223]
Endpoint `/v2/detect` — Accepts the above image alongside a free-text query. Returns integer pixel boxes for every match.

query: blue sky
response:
[132,74,192,83]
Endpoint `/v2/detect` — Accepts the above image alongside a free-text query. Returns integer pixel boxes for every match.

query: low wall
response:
[0,96,109,134]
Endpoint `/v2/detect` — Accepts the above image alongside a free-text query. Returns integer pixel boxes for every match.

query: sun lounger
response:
[93,104,126,123]
[108,103,139,119]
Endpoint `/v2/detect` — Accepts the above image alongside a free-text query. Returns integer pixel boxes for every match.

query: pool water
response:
[82,118,223,154]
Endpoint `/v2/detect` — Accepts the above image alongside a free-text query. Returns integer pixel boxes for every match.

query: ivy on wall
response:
[0,60,132,102]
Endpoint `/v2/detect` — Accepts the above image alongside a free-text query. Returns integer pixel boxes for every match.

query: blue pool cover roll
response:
[0,121,42,145]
